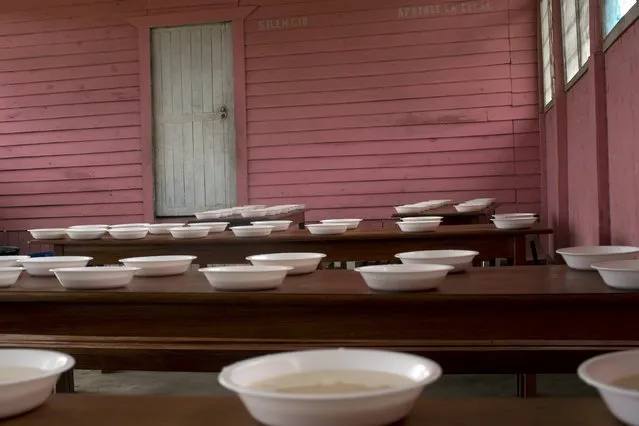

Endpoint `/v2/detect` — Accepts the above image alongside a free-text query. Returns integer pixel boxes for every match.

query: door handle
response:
[219,106,228,120]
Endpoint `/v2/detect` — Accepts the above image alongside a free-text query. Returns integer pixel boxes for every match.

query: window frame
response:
[561,0,590,85]
[603,0,639,50]
[541,0,555,107]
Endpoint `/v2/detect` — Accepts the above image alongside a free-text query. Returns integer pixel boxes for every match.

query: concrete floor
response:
[74,371,596,398]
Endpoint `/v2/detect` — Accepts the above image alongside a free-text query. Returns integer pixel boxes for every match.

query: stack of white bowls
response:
[557,245,639,289]
[396,216,443,233]
[491,213,537,229]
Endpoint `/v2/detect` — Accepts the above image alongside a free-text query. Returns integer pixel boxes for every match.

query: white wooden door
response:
[151,23,236,216]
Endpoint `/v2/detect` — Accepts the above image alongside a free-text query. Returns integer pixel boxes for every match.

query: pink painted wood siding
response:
[565,71,600,245]
[0,0,540,233]
[605,19,639,245]
[244,0,541,220]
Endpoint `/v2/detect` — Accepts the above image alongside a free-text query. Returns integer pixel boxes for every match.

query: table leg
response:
[56,369,75,393]
[516,373,537,398]
[513,236,527,265]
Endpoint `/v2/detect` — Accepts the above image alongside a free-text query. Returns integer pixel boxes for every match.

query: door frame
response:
[129,6,256,221]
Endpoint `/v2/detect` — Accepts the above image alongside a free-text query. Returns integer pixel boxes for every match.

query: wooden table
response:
[0,266,636,395]
[2,395,618,425]
[392,203,501,225]
[188,208,306,228]
[34,225,552,266]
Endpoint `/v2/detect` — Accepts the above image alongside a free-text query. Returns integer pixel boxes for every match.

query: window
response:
[561,0,590,82]
[541,0,554,105]
[603,0,637,35]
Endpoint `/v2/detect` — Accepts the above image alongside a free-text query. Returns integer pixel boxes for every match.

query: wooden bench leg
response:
[56,369,75,393]
[516,373,537,398]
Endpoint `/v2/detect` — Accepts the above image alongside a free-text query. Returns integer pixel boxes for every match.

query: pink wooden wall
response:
[606,19,639,245]
[0,0,541,253]
[565,72,600,245]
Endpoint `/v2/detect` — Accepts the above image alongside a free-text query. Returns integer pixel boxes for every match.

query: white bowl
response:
[394,205,424,215]
[65,228,107,240]
[241,209,267,218]
[0,256,30,268]
[251,221,292,232]
[356,264,454,292]
[400,216,443,222]
[246,253,327,275]
[188,222,229,233]
[169,226,209,239]
[306,224,348,235]
[396,220,441,233]
[119,255,197,277]
[592,260,639,289]
[454,203,484,212]
[492,213,537,219]
[18,256,93,277]
[200,265,292,291]
[107,227,148,240]
[0,349,75,419]
[320,219,362,230]
[395,250,479,272]
[0,267,23,288]
[195,210,232,220]
[51,266,139,290]
[110,223,149,229]
[491,216,537,229]
[471,198,497,204]
[578,350,639,426]
[68,224,109,229]
[231,226,274,238]
[219,348,441,426]
[430,199,453,206]
[556,246,639,271]
[28,229,67,240]
[147,223,185,235]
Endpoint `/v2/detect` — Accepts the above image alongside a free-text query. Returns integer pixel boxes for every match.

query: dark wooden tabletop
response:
[31,224,553,247]
[0,265,623,302]
[0,266,635,377]
[2,395,617,426]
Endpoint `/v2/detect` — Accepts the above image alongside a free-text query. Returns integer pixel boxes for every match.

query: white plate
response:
[147,223,186,235]
[110,223,149,229]
[0,349,75,419]
[578,350,639,426]
[119,255,197,277]
[556,246,639,271]
[306,224,348,235]
[492,213,537,219]
[188,222,229,233]
[394,205,423,215]
[355,264,454,292]
[28,229,67,240]
[454,204,484,212]
[396,220,441,233]
[246,253,327,275]
[68,224,109,229]
[218,348,441,426]
[231,226,274,238]
[0,256,30,268]
[395,250,479,272]
[0,267,23,288]
[200,265,292,291]
[170,227,209,239]
[251,221,292,232]
[107,227,148,240]
[491,216,537,229]
[52,266,139,290]
[320,219,362,230]
[18,256,93,277]
[241,209,267,218]
[65,228,106,240]
[400,216,443,222]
